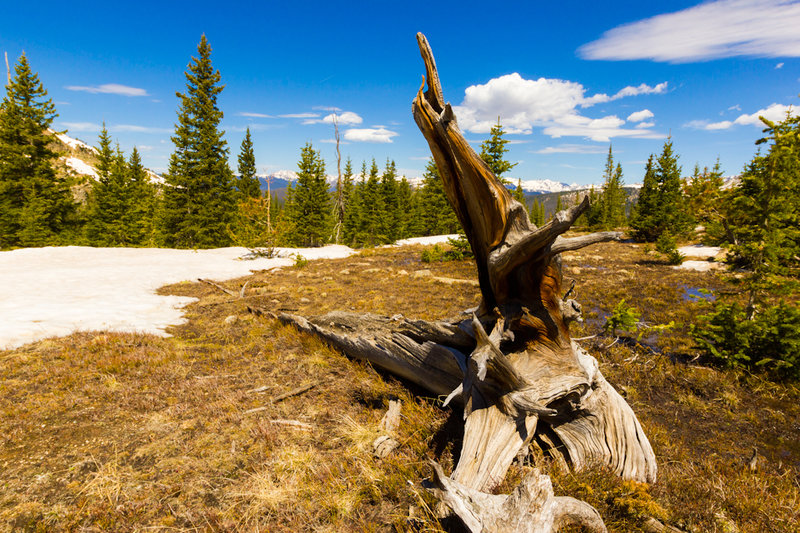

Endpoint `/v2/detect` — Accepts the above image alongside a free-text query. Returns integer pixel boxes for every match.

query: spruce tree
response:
[161,35,236,248]
[630,155,659,241]
[0,53,73,248]
[513,178,525,203]
[417,158,460,235]
[479,118,517,184]
[236,127,261,198]
[656,138,691,236]
[379,159,400,242]
[285,143,330,247]
[127,146,156,245]
[601,161,626,229]
[396,177,413,239]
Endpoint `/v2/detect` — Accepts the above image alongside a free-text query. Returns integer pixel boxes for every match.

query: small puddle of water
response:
[681,285,715,302]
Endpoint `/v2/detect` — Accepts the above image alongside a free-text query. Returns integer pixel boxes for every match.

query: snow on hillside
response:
[53,131,97,153]
[61,156,100,179]
[517,179,583,194]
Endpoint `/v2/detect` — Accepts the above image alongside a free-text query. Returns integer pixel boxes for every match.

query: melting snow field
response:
[0,236,457,351]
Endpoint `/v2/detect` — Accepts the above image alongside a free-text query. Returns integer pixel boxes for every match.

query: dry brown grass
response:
[1,242,798,531]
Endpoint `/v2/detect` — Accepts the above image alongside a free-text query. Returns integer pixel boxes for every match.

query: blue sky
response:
[2,0,798,185]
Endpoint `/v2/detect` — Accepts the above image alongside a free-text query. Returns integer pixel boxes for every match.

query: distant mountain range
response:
[53,131,740,202]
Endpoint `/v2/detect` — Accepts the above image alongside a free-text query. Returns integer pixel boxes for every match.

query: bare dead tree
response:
[274,33,656,531]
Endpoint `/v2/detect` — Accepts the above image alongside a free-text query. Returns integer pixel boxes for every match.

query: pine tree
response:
[416,158,460,236]
[161,35,236,248]
[237,127,260,198]
[601,161,626,229]
[513,178,525,203]
[396,177,413,239]
[630,140,691,241]
[684,160,724,229]
[656,138,691,236]
[479,118,517,184]
[285,143,330,247]
[630,155,659,241]
[0,53,74,248]
[127,146,156,245]
[379,159,400,242]
[86,133,133,246]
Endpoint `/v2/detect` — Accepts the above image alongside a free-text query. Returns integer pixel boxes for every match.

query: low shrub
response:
[692,300,800,380]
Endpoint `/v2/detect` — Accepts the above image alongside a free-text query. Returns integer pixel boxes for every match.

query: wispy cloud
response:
[776,62,785,68]
[112,124,172,134]
[578,0,800,63]
[344,127,398,143]
[303,111,363,126]
[453,72,666,141]
[279,112,320,119]
[65,83,149,97]
[582,83,668,106]
[627,109,655,122]
[686,103,796,130]
[60,122,102,132]
[534,144,608,154]
[238,112,274,118]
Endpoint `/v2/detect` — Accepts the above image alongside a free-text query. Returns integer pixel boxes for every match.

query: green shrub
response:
[692,301,800,380]
[420,237,472,263]
[655,232,685,265]
[604,299,641,336]
[294,254,309,268]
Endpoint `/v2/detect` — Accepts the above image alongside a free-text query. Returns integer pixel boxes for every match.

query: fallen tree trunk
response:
[274,33,656,531]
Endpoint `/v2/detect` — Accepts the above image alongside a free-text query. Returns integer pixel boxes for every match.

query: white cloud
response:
[732,103,795,125]
[279,113,320,119]
[582,83,668,106]
[238,112,273,118]
[776,62,785,68]
[344,127,398,143]
[453,72,666,141]
[322,111,362,125]
[112,124,172,134]
[534,144,608,154]
[627,109,655,122]
[60,122,101,132]
[728,104,742,111]
[578,0,800,63]
[635,121,656,129]
[689,103,796,130]
[303,111,363,126]
[65,83,148,97]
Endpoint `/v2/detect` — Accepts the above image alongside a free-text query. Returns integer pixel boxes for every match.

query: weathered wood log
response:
[428,462,607,533]
[272,32,659,531]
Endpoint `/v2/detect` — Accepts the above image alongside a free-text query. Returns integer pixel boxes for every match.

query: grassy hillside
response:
[1,241,798,531]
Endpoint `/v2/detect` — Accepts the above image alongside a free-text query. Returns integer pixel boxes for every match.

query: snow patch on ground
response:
[678,245,723,258]
[0,245,355,350]
[62,156,99,179]
[675,260,725,272]
[391,234,460,246]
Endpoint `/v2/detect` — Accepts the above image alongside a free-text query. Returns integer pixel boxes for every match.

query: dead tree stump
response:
[276,33,656,532]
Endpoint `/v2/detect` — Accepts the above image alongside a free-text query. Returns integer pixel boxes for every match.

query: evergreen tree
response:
[416,158,460,236]
[684,160,724,230]
[656,138,691,235]
[630,155,659,241]
[0,53,74,248]
[86,135,135,246]
[479,118,517,184]
[285,143,330,247]
[356,159,384,245]
[236,127,260,198]
[127,146,157,245]
[630,140,691,241]
[600,161,626,229]
[396,177,413,239]
[379,159,400,242]
[528,198,545,226]
[161,35,236,248]
[513,178,525,203]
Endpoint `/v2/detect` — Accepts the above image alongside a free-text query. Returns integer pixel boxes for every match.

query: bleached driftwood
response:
[274,33,657,532]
